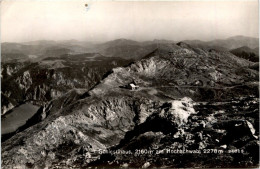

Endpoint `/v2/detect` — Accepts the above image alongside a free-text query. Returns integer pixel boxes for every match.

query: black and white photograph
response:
[1,0,259,168]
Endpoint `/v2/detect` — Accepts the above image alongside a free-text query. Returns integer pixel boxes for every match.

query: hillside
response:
[230,46,259,62]
[95,39,158,60]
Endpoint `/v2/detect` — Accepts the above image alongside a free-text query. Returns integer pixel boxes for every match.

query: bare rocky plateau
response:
[1,42,259,168]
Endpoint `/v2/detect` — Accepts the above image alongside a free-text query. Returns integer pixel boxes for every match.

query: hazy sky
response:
[1,0,259,42]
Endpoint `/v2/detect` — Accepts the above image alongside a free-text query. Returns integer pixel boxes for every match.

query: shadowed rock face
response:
[1,43,259,168]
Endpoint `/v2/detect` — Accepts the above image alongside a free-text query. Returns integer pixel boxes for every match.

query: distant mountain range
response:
[2,35,258,61]
[183,35,259,50]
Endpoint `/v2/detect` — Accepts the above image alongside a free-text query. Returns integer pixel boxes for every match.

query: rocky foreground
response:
[1,43,259,168]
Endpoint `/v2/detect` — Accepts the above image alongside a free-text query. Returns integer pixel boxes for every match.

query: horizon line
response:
[1,35,259,44]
